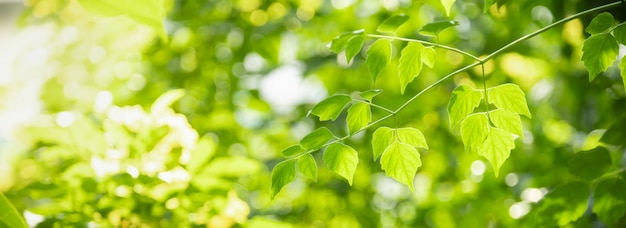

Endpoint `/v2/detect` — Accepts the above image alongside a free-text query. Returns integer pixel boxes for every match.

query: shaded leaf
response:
[398,42,424,94]
[585,12,615,35]
[478,127,515,177]
[461,113,489,153]
[282,145,305,157]
[621,57,626,95]
[601,115,626,145]
[381,142,421,191]
[310,94,352,121]
[377,14,410,33]
[489,109,523,139]
[345,35,366,63]
[300,127,334,150]
[536,181,589,226]
[372,127,394,161]
[448,85,484,127]
[359,89,382,102]
[484,0,497,12]
[441,0,456,17]
[297,154,318,182]
[324,143,359,185]
[419,21,459,36]
[0,193,27,228]
[270,159,297,199]
[396,127,429,149]
[612,23,626,45]
[568,147,613,181]
[488,83,532,118]
[582,33,619,81]
[367,39,392,82]
[593,177,626,225]
[422,47,437,68]
[347,103,371,134]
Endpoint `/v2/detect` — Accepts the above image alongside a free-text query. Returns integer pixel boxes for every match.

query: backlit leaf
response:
[77,0,166,39]
[568,147,612,181]
[585,12,615,35]
[345,35,366,63]
[612,23,626,45]
[381,142,421,191]
[441,0,456,17]
[347,103,371,134]
[310,94,352,121]
[377,14,410,33]
[395,127,429,149]
[298,154,318,182]
[186,137,217,173]
[488,84,532,118]
[484,0,497,12]
[536,181,589,226]
[324,143,359,185]
[448,85,484,127]
[461,113,489,153]
[359,89,382,102]
[582,33,619,81]
[489,109,523,139]
[593,177,626,225]
[329,29,364,53]
[0,193,27,228]
[398,42,424,94]
[372,127,393,160]
[300,127,334,150]
[422,47,437,68]
[367,39,392,82]
[270,159,297,199]
[478,127,515,177]
[419,21,459,36]
[282,145,305,157]
[620,57,626,94]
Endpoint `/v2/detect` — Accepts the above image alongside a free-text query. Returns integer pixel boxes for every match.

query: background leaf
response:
[448,85,484,127]
[298,154,318,182]
[567,147,613,181]
[582,33,619,81]
[270,159,297,199]
[367,39,392,82]
[441,0,456,17]
[585,12,615,35]
[593,177,626,225]
[0,193,27,228]
[380,142,421,191]
[477,127,515,177]
[398,42,424,94]
[310,95,352,121]
[324,143,359,185]
[377,14,410,33]
[77,0,166,38]
[488,84,532,118]
[347,103,371,134]
[536,181,590,226]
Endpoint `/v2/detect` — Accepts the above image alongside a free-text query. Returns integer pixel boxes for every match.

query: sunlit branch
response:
[367,34,482,62]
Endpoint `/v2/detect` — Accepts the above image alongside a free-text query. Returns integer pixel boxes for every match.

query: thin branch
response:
[353,99,395,114]
[367,34,482,62]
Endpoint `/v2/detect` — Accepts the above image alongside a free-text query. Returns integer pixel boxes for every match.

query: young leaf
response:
[328,30,364,53]
[347,103,371,134]
[585,12,615,35]
[461,113,489,153]
[377,14,410,33]
[535,181,590,226]
[324,143,359,185]
[345,35,366,63]
[488,84,532,118]
[419,21,459,36]
[421,47,437,68]
[567,147,612,181]
[0,193,28,228]
[359,89,382,102]
[367,39,392,83]
[398,42,424,94]
[395,128,429,149]
[441,0,456,17]
[478,127,515,177]
[448,85,484,127]
[582,33,619,81]
[612,24,626,45]
[592,177,626,225]
[270,159,297,199]
[297,154,318,182]
[282,145,305,157]
[380,142,421,191]
[489,109,523,139]
[372,127,394,160]
[300,127,334,150]
[484,0,497,12]
[310,94,352,121]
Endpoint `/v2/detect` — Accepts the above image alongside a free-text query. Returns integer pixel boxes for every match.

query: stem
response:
[481,64,491,121]
[353,99,394,114]
[367,34,482,62]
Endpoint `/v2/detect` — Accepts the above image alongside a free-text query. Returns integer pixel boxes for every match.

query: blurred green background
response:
[1,0,625,227]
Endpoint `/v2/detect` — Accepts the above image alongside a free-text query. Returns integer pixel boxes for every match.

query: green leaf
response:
[347,103,371,134]
[310,94,352,121]
[381,142,421,191]
[372,127,394,160]
[593,177,626,225]
[612,23,626,45]
[585,12,615,35]
[536,181,590,226]
[398,42,424,94]
[419,21,459,36]
[601,115,626,145]
[328,30,364,53]
[488,83,532,118]
[270,159,297,199]
[300,127,334,150]
[567,147,612,181]
[620,57,626,95]
[0,193,28,228]
[298,154,318,182]
[282,145,305,157]
[478,127,515,177]
[582,33,619,81]
[395,128,429,149]
[448,85,484,127]
[421,47,437,68]
[489,109,523,139]
[186,137,217,173]
[377,14,410,33]
[345,35,366,63]
[367,39,392,83]
[77,0,166,39]
[484,0,497,12]
[359,89,382,102]
[324,143,359,185]
[441,0,456,17]
[461,113,489,153]
[201,157,262,177]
